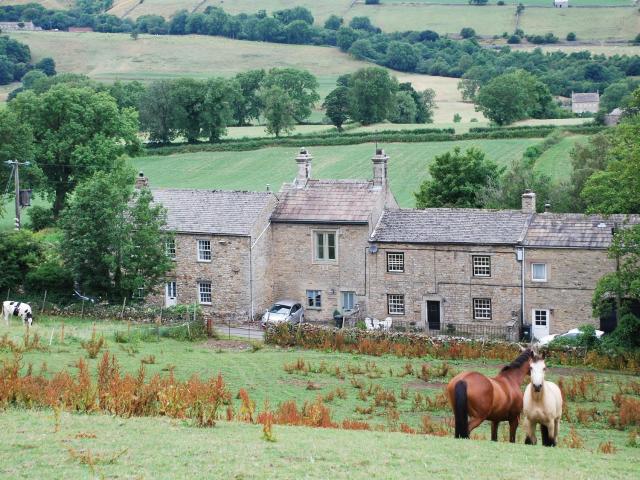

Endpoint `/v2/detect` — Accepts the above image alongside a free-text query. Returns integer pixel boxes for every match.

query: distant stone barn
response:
[571,92,600,114]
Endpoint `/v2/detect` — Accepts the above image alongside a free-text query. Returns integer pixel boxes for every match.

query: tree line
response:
[2,4,639,97]
[0,35,56,84]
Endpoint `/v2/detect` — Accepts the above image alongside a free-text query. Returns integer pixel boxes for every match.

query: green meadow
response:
[0,316,638,479]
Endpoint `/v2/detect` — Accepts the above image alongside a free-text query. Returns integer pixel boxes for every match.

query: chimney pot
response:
[135,171,149,189]
[372,149,389,187]
[521,190,536,214]
[295,147,312,188]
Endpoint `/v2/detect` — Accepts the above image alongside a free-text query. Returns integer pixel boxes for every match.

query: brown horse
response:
[446,347,533,442]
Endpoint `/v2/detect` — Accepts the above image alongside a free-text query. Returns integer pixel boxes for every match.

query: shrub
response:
[81,327,105,359]
[365,0,380,4]
[460,27,476,39]
[507,35,521,45]
[566,32,576,41]
[27,205,55,231]
[497,1,505,5]
[24,259,74,296]
[453,113,462,123]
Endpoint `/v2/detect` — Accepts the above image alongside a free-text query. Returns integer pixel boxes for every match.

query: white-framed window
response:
[314,231,337,261]
[387,294,405,315]
[341,291,356,311]
[534,309,549,327]
[197,239,211,262]
[387,252,405,273]
[531,263,547,282]
[133,287,144,299]
[473,298,492,320]
[472,255,491,277]
[198,281,212,304]
[166,281,177,298]
[306,290,322,309]
[165,238,176,260]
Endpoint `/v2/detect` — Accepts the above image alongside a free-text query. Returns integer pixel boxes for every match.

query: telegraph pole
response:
[4,160,31,230]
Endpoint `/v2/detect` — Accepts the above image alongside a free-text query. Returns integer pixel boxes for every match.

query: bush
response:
[453,113,462,123]
[460,27,476,39]
[27,206,55,231]
[497,0,505,4]
[566,32,576,41]
[605,314,640,350]
[24,259,74,296]
[507,35,521,45]
[365,0,380,4]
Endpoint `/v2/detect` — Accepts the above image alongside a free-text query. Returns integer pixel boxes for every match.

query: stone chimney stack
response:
[372,148,389,188]
[135,171,149,189]
[295,147,312,188]
[521,190,536,214]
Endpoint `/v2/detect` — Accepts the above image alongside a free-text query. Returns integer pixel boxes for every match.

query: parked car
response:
[537,328,604,346]
[261,300,304,328]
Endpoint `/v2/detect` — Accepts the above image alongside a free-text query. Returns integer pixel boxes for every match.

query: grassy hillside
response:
[535,135,587,181]
[6,30,480,123]
[133,139,541,208]
[509,44,640,57]
[2,408,638,480]
[0,316,638,479]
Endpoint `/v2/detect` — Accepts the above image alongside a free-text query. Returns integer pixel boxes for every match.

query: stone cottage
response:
[269,148,398,321]
[148,148,638,339]
[571,92,600,114]
[149,188,276,320]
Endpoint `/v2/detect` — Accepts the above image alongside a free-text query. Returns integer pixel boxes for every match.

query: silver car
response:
[261,299,304,328]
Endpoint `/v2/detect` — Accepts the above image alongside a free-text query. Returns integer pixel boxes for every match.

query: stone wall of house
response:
[367,244,522,329]
[270,223,370,321]
[524,248,614,334]
[169,233,252,320]
[249,198,278,320]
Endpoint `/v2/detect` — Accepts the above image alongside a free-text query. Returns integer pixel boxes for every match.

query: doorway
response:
[427,300,441,330]
[165,281,177,307]
[532,309,550,340]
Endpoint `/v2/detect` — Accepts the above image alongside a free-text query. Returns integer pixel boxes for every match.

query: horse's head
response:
[530,353,546,392]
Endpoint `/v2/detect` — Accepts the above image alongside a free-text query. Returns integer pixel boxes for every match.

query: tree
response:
[0,230,44,291]
[106,80,146,110]
[336,27,359,52]
[139,80,180,144]
[460,27,476,39]
[231,69,266,125]
[262,68,319,123]
[582,110,640,214]
[322,86,350,131]
[390,91,417,123]
[35,57,56,76]
[349,16,377,33]
[9,85,140,217]
[61,167,172,300]
[414,147,504,208]
[348,67,398,125]
[385,41,419,72]
[201,78,233,142]
[260,85,295,137]
[284,20,313,44]
[593,224,640,347]
[170,78,206,143]
[273,7,314,25]
[324,15,343,30]
[475,70,554,125]
[469,0,488,4]
[349,39,377,61]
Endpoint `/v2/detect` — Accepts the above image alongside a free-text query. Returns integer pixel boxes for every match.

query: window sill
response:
[199,302,212,306]
[306,307,322,310]
[197,260,212,263]
[472,275,491,278]
[531,279,547,283]
[386,270,405,274]
[388,313,405,316]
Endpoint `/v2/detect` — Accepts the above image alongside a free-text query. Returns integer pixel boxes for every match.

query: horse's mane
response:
[500,349,533,372]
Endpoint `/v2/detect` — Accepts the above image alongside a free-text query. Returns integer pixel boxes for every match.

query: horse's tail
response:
[453,380,469,439]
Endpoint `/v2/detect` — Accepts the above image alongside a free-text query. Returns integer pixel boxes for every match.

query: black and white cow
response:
[2,301,33,326]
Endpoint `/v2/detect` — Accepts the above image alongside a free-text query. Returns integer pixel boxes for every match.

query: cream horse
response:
[523,352,563,447]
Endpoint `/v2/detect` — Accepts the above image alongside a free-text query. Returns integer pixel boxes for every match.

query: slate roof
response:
[370,209,532,245]
[523,214,640,249]
[272,180,383,224]
[151,189,274,236]
[572,92,599,103]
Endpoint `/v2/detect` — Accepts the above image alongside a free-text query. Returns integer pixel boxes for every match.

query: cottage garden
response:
[0,313,639,478]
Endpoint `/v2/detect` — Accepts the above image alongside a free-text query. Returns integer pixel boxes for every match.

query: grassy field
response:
[508,44,640,57]
[5,31,475,122]
[519,7,639,40]
[3,0,74,9]
[132,139,541,207]
[535,135,587,181]
[0,316,638,479]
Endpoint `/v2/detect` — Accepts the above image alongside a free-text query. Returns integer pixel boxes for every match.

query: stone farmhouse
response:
[147,148,638,339]
[571,92,600,114]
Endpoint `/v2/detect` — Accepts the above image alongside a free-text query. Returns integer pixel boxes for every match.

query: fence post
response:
[120,297,127,319]
[6,288,10,300]
[81,299,85,319]
[41,290,47,314]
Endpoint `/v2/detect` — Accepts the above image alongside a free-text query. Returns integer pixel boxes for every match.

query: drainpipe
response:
[517,246,526,330]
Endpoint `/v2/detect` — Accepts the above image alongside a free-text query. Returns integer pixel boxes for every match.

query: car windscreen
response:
[268,304,290,314]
